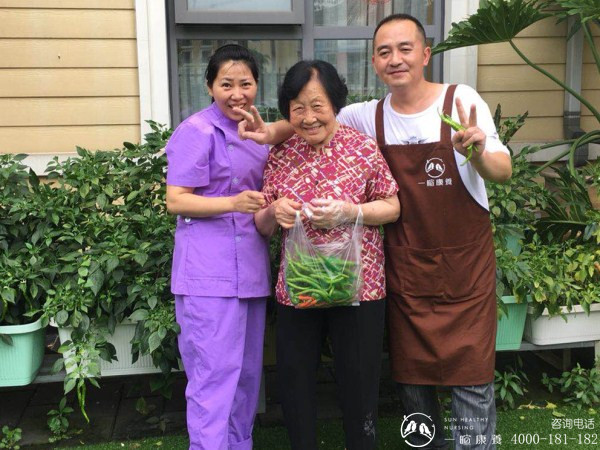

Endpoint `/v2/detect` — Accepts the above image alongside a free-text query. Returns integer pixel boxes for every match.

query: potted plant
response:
[28,122,181,419]
[493,244,532,350]
[522,237,600,345]
[0,154,51,386]
[487,108,550,350]
[519,162,600,344]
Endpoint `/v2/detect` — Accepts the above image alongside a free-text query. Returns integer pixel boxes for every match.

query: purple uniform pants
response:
[175,295,266,450]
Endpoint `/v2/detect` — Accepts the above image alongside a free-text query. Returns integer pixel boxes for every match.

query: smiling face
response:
[207,60,258,121]
[288,75,339,150]
[372,19,431,90]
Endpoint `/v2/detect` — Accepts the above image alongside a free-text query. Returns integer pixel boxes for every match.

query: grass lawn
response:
[59,405,598,449]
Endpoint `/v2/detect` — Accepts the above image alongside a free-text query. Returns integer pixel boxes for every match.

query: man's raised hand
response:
[451,98,486,158]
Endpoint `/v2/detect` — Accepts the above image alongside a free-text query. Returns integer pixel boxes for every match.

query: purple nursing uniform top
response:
[166,103,271,298]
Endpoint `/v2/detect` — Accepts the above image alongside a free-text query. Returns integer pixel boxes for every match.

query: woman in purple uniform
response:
[165,44,270,450]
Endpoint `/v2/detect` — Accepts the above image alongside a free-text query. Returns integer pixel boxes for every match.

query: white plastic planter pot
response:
[523,303,600,345]
[52,320,161,376]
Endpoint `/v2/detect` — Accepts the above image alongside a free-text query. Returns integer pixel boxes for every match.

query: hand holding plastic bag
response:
[272,197,302,229]
[307,198,360,229]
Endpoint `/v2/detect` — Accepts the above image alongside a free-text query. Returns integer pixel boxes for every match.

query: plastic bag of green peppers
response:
[284,209,363,309]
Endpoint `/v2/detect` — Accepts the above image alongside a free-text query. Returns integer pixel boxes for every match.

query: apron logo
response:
[425,158,445,179]
[400,412,436,448]
[422,158,453,187]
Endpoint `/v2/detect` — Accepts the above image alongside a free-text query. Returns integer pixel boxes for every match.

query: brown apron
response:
[377,85,496,386]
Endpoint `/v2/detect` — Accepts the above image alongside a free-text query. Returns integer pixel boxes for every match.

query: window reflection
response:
[314,0,433,27]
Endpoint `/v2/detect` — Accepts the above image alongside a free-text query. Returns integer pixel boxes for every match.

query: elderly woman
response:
[254,60,400,450]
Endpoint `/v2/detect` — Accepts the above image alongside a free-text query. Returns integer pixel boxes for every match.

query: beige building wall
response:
[581,27,599,134]
[477,17,568,142]
[0,0,140,155]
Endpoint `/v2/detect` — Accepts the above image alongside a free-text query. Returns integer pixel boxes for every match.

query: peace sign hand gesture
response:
[450,97,487,161]
[235,105,272,144]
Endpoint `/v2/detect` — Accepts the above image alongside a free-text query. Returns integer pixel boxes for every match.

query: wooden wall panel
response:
[583,37,600,63]
[0,9,136,38]
[582,63,600,90]
[0,0,134,8]
[0,125,140,154]
[478,38,566,65]
[480,91,563,117]
[515,17,566,37]
[511,118,564,141]
[582,116,600,134]
[477,15,568,143]
[0,97,140,127]
[0,69,139,98]
[0,2,140,155]
[581,90,600,118]
[477,65,565,92]
[0,39,138,68]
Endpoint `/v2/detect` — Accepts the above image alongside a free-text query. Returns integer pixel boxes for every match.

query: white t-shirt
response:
[337,84,509,210]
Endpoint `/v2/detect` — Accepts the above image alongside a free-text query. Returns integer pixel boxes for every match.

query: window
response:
[174,0,304,24]
[168,0,443,124]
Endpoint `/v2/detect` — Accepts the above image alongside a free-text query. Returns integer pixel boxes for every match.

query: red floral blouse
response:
[262,124,399,306]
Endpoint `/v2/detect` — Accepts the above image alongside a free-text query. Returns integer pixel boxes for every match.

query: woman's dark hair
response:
[278,60,348,121]
[205,44,259,88]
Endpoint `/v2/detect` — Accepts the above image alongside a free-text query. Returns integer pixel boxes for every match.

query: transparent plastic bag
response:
[284,208,363,309]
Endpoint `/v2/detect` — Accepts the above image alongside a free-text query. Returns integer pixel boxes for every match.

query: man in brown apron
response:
[366,14,512,449]
[237,13,512,450]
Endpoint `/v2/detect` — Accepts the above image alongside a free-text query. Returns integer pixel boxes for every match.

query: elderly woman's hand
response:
[272,197,302,229]
[308,199,359,229]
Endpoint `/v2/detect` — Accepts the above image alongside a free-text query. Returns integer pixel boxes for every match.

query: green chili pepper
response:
[439,111,477,166]
[285,248,360,308]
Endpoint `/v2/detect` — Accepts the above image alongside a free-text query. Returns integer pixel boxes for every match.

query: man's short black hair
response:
[373,13,427,49]
[278,60,348,121]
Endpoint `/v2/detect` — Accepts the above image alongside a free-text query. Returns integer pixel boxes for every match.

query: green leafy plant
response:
[542,360,600,409]
[537,167,600,244]
[0,426,21,450]
[495,356,529,410]
[47,396,74,443]
[50,326,113,422]
[523,237,600,317]
[129,301,180,374]
[0,155,56,326]
[487,107,552,234]
[494,244,531,316]
[20,121,180,422]
[487,107,552,315]
[493,105,529,148]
